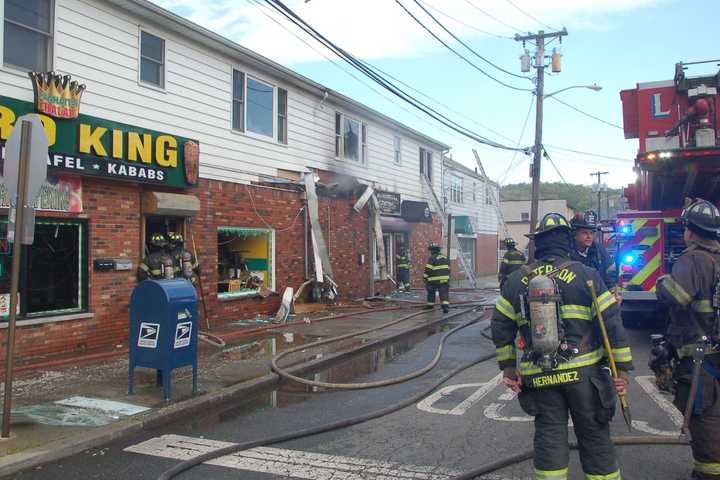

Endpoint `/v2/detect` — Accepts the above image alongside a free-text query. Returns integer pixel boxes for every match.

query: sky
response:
[150,0,720,188]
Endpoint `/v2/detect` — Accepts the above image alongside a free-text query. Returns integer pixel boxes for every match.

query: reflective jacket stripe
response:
[520,348,603,376]
[139,264,150,272]
[658,275,693,308]
[502,258,525,265]
[535,468,568,479]
[496,297,520,322]
[561,304,593,321]
[496,344,515,362]
[694,459,720,476]
[611,346,633,363]
[595,290,616,314]
[691,299,714,313]
[585,470,621,480]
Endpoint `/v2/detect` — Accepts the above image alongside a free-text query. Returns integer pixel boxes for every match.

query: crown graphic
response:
[28,71,86,119]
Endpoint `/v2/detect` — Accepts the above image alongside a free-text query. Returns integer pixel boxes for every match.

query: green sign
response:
[0,95,199,188]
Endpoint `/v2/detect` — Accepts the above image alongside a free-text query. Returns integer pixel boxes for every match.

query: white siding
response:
[443,160,498,235]
[0,0,445,203]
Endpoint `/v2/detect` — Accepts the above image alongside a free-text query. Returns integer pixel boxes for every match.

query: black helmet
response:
[528,213,572,237]
[504,238,516,248]
[681,198,720,234]
[571,213,598,231]
[428,243,441,253]
[150,233,168,248]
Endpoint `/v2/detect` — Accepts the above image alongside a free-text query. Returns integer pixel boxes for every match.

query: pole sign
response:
[3,114,48,244]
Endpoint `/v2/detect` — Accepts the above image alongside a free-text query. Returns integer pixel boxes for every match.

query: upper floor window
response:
[486,187,493,205]
[335,112,367,163]
[450,176,463,204]
[3,0,53,71]
[419,147,433,181]
[393,136,402,164]
[140,30,165,88]
[233,70,288,143]
[521,212,529,221]
[472,182,476,201]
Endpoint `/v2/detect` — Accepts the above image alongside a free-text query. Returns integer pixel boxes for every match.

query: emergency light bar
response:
[616,224,633,236]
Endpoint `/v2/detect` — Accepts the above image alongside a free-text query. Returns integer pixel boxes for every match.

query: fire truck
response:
[617,60,720,320]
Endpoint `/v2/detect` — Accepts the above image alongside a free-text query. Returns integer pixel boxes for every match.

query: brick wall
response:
[476,233,499,276]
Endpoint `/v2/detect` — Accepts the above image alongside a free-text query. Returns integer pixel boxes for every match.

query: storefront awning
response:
[142,192,200,217]
[380,216,414,232]
[454,216,474,235]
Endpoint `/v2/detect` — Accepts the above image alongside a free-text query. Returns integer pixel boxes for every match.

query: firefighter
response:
[168,232,200,282]
[655,198,720,480]
[396,244,410,292]
[137,233,174,281]
[492,212,632,480]
[423,243,450,313]
[570,214,617,290]
[498,238,525,287]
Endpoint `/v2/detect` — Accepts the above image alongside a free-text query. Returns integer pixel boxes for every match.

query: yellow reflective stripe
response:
[595,291,616,314]
[561,304,592,321]
[628,252,661,287]
[150,269,162,275]
[611,346,633,363]
[585,470,621,480]
[496,297,519,321]
[535,468,568,479]
[502,258,525,264]
[139,264,150,272]
[520,348,603,376]
[426,264,450,270]
[694,460,720,476]
[660,276,693,307]
[496,344,515,362]
[427,276,449,282]
[691,299,714,314]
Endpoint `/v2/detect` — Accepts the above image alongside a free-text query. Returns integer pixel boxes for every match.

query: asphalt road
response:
[6,313,693,480]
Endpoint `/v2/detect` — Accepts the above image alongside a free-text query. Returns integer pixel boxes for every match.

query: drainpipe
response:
[304,196,309,280]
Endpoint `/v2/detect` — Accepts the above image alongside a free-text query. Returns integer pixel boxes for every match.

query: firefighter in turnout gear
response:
[396,244,410,292]
[570,214,617,290]
[137,233,175,281]
[492,212,633,480]
[168,232,200,283]
[656,198,720,480]
[424,243,450,313]
[499,238,525,287]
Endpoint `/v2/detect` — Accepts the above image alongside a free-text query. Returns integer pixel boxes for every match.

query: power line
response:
[417,0,512,40]
[264,0,527,151]
[542,146,569,184]
[503,0,556,30]
[459,0,522,34]
[544,144,632,162]
[393,0,533,92]
[500,95,535,185]
[549,96,623,130]
[410,0,530,80]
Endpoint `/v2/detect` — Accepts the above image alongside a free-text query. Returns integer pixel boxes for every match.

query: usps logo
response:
[174,322,192,349]
[138,323,160,348]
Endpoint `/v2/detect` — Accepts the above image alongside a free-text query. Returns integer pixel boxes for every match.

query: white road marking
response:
[124,434,513,479]
[416,373,503,416]
[631,420,678,437]
[497,390,517,401]
[635,376,683,427]
[483,403,533,423]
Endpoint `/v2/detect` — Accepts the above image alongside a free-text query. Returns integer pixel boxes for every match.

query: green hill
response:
[500,182,624,216]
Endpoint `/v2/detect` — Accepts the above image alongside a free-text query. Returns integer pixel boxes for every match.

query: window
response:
[393,136,402,164]
[232,70,245,131]
[521,212,529,221]
[419,148,433,181]
[277,88,288,144]
[3,0,53,71]
[217,227,275,298]
[140,30,165,88]
[247,76,273,137]
[335,112,366,163]
[450,176,463,204]
[486,186,493,205]
[0,219,87,319]
[472,182,476,201]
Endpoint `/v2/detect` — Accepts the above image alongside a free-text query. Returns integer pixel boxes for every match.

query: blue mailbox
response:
[128,279,198,401]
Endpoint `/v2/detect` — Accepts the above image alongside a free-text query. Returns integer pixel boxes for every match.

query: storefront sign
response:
[376,191,401,216]
[0,175,82,213]
[401,201,432,223]
[29,72,86,120]
[0,95,199,188]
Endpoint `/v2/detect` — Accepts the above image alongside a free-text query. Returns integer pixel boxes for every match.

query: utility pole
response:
[515,29,567,259]
[590,171,609,220]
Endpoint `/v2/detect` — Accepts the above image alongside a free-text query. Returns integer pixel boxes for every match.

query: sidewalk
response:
[0,287,496,477]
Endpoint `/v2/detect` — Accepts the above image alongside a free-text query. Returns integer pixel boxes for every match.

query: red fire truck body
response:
[618,62,720,315]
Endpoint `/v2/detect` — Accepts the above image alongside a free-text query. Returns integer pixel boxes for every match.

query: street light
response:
[543,84,602,99]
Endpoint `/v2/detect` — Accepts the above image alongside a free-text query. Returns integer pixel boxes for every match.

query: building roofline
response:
[106,0,451,151]
[443,157,498,187]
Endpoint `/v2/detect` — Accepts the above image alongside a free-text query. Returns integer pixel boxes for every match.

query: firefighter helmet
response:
[571,213,597,231]
[530,213,572,237]
[168,232,184,244]
[504,238,516,248]
[150,233,168,248]
[428,243,441,253]
[681,198,720,234]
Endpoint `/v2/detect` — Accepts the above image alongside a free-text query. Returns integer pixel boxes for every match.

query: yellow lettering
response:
[521,276,529,285]
[112,129,124,159]
[36,114,57,146]
[128,132,153,164]
[79,124,108,156]
[0,105,16,141]
[559,270,577,284]
[155,135,177,168]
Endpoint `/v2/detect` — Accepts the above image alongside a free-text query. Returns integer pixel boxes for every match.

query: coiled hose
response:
[157,311,489,480]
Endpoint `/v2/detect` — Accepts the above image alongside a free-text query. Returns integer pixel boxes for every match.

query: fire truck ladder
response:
[421,174,478,289]
[472,149,511,240]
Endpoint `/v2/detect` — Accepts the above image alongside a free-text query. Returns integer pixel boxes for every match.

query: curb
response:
[0,308,485,477]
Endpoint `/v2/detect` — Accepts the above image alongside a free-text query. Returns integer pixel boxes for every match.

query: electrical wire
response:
[499,95,534,185]
[549,96,624,130]
[394,0,533,92]
[542,146,569,184]
[544,144,632,162]
[459,0,522,34]
[503,0,556,31]
[410,0,530,80]
[245,185,305,232]
[263,0,527,152]
[416,0,512,40]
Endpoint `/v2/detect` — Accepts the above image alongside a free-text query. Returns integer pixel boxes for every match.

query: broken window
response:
[372,233,393,280]
[217,227,274,298]
[0,219,87,320]
[335,112,366,163]
[419,148,433,181]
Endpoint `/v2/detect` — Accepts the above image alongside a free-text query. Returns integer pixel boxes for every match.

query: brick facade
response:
[0,177,441,364]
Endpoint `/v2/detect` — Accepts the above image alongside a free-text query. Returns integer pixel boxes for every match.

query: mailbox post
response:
[129,279,198,402]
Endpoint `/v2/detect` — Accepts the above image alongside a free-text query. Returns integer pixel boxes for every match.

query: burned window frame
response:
[216,226,275,299]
